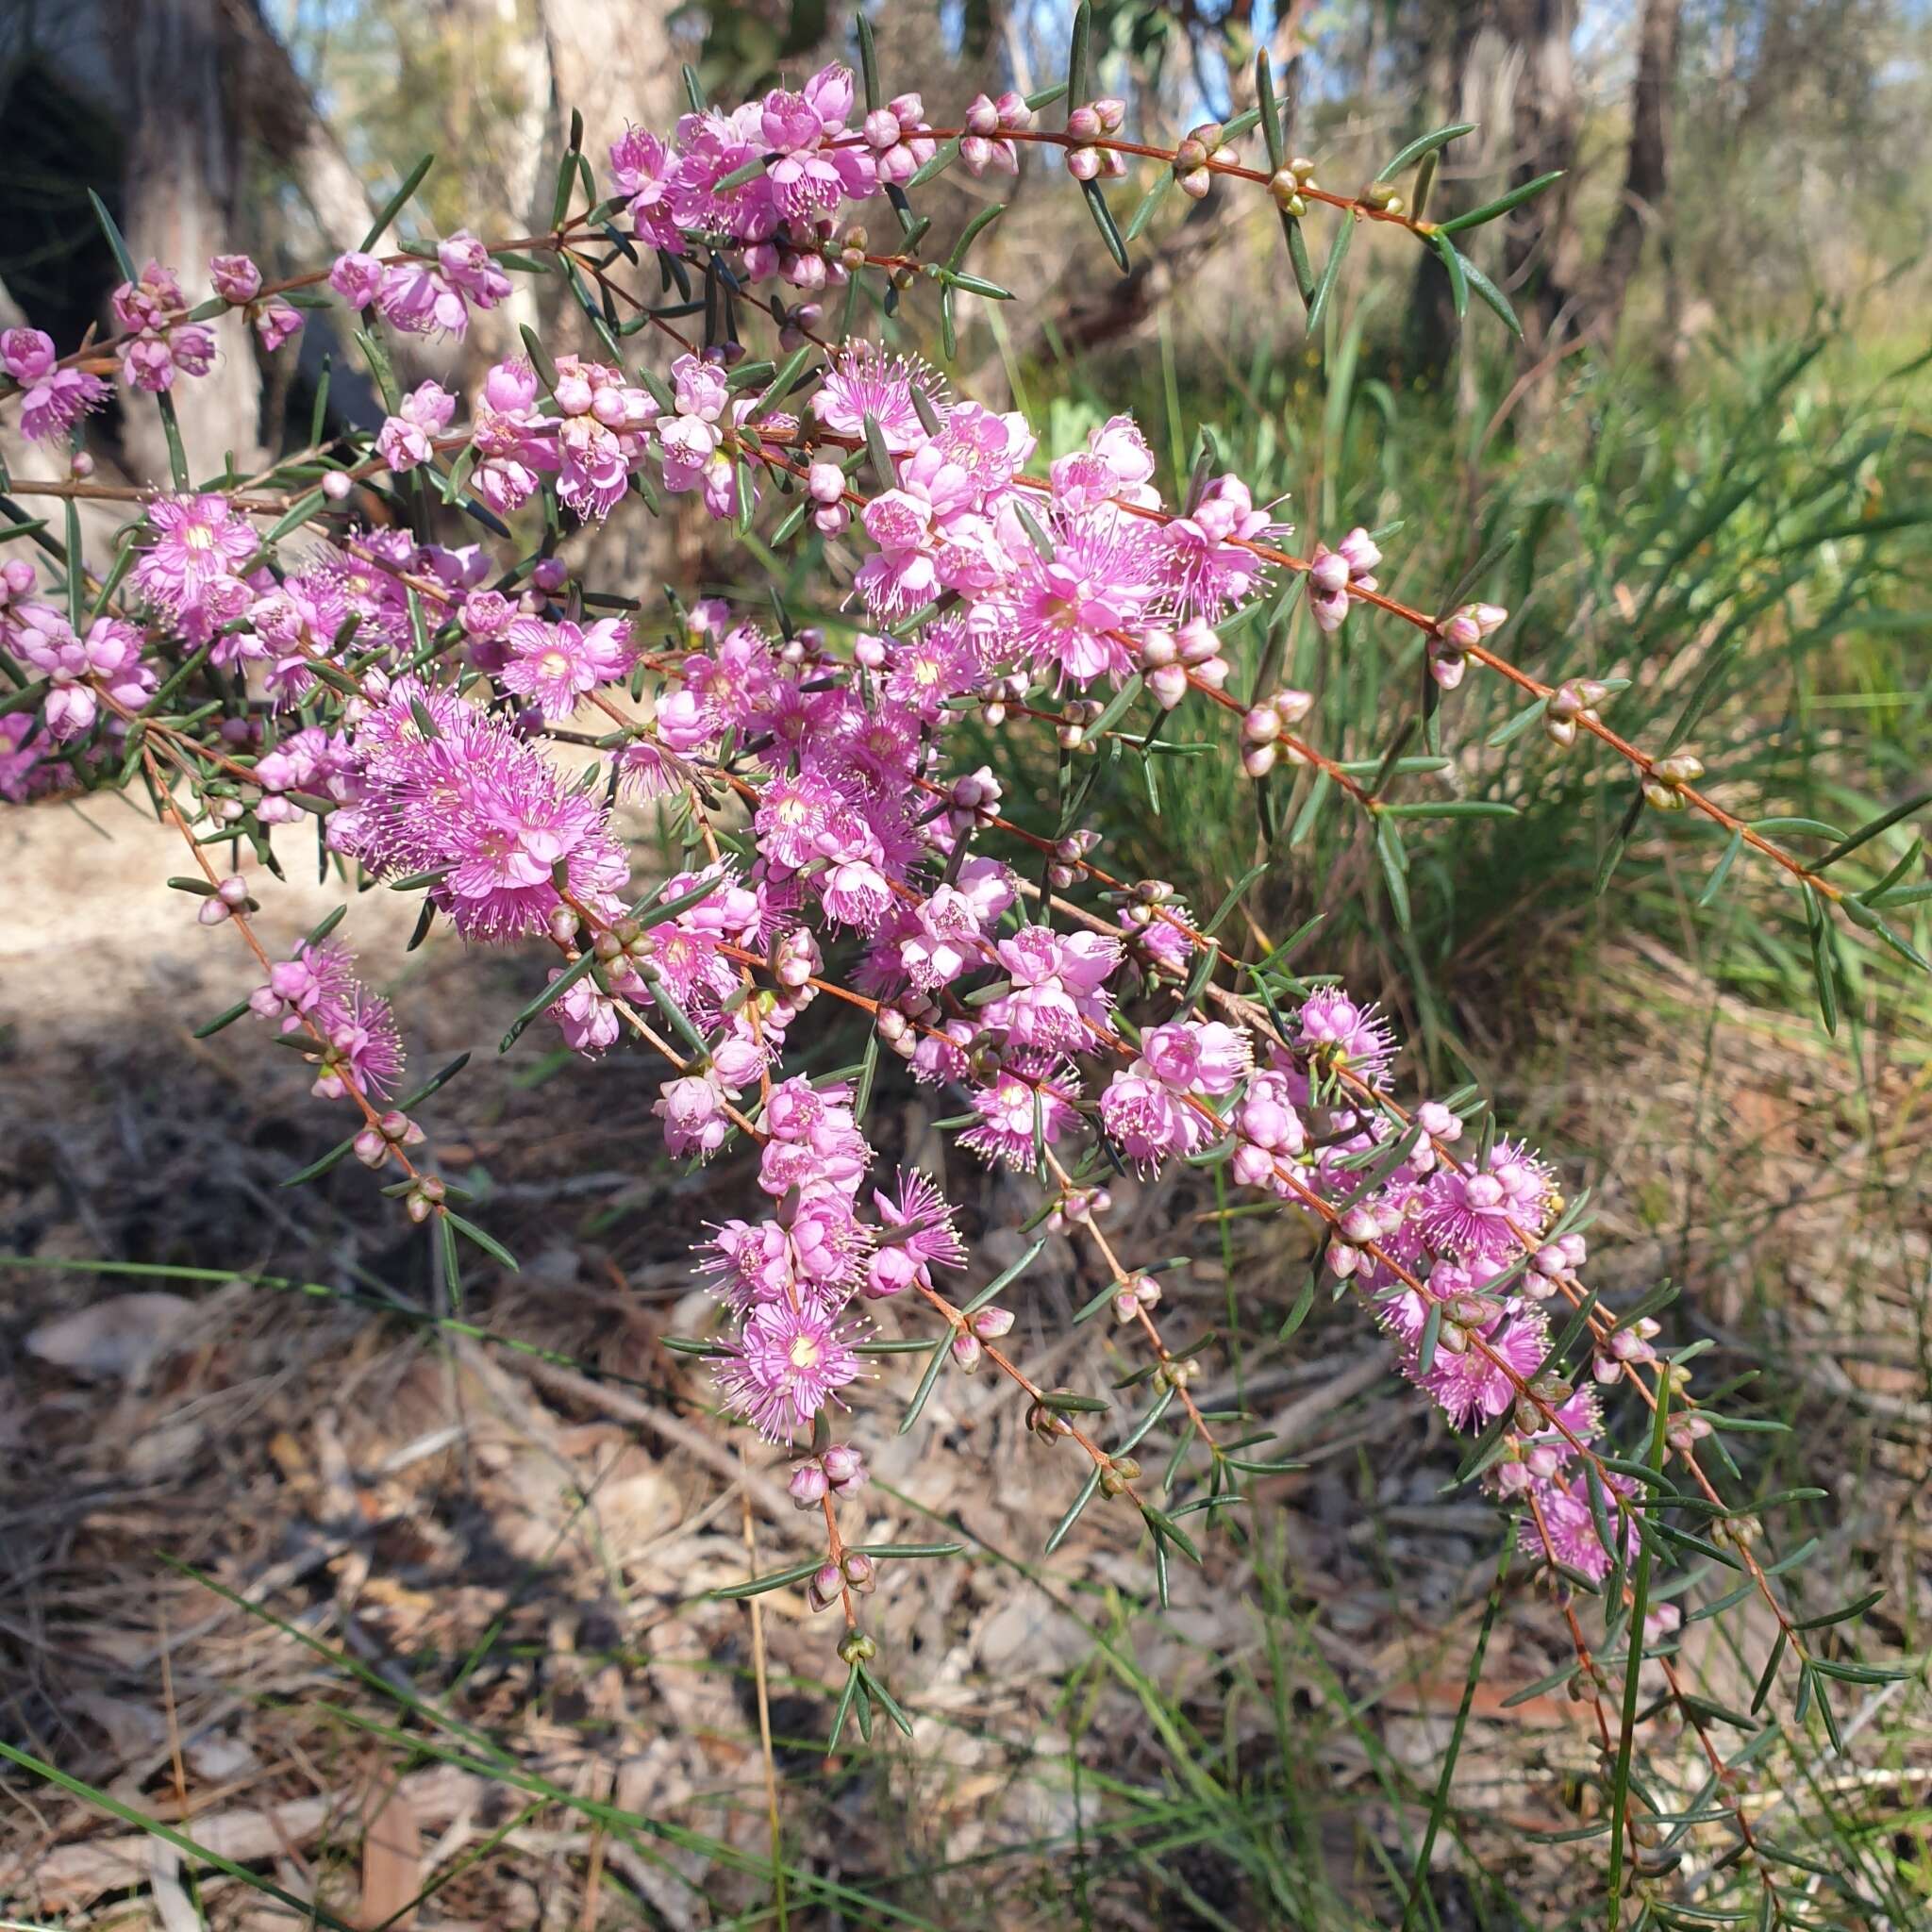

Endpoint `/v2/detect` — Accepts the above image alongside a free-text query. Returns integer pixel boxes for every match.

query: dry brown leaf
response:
[25,1291,195,1381]
[358,1784,423,1931]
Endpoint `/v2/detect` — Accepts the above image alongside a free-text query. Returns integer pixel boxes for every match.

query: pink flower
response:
[254,299,303,352]
[656,1074,732,1158]
[437,232,511,309]
[12,608,152,740]
[0,712,47,802]
[1139,1019,1251,1097]
[714,1298,866,1443]
[376,257,469,338]
[1,328,56,383]
[498,616,635,721]
[549,970,620,1056]
[863,1171,965,1298]
[1099,1068,1200,1171]
[1521,1470,1637,1583]
[991,925,1120,1052]
[608,125,682,252]
[1161,475,1285,621]
[959,1056,1081,1169]
[1291,989,1397,1092]
[134,494,259,638]
[811,341,946,452]
[1418,1306,1550,1430]
[208,254,262,304]
[376,380,458,473]
[1009,507,1167,689]
[329,251,385,309]
[3,328,108,443]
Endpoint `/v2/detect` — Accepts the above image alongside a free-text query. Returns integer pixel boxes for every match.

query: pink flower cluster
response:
[4,604,153,742]
[249,940,406,1100]
[1,329,108,444]
[329,232,509,339]
[327,678,629,943]
[110,260,217,392]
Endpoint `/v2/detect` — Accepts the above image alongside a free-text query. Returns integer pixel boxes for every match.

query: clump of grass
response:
[976,311,1932,1083]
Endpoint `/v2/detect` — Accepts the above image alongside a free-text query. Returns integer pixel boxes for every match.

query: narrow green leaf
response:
[907,133,964,190]
[1067,1,1091,109]
[360,154,435,253]
[1080,178,1130,276]
[1255,51,1285,170]
[1045,1467,1104,1555]
[0,1741,358,1932]
[1431,233,1468,320]
[862,409,897,489]
[1817,789,1931,870]
[1697,829,1746,908]
[280,1132,359,1189]
[1403,1529,1512,1928]
[856,12,881,111]
[710,1558,825,1601]
[1124,170,1174,242]
[1458,253,1524,340]
[193,996,254,1039]
[899,1338,952,1435]
[88,190,139,280]
[1140,1503,1202,1566]
[1377,123,1476,182]
[1437,170,1564,235]
[501,949,599,1053]
[1305,215,1356,334]
[445,1211,518,1272]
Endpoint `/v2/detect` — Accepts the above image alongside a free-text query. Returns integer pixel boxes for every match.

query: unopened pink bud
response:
[1309,548,1350,596]
[789,1463,829,1507]
[1147,664,1188,708]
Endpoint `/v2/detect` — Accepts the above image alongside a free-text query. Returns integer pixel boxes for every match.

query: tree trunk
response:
[219,0,375,258]
[536,0,680,186]
[1591,0,1680,341]
[1405,0,1581,367]
[1492,0,1581,353]
[115,0,263,481]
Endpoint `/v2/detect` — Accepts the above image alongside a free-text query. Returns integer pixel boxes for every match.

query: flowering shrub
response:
[2,10,1919,1919]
